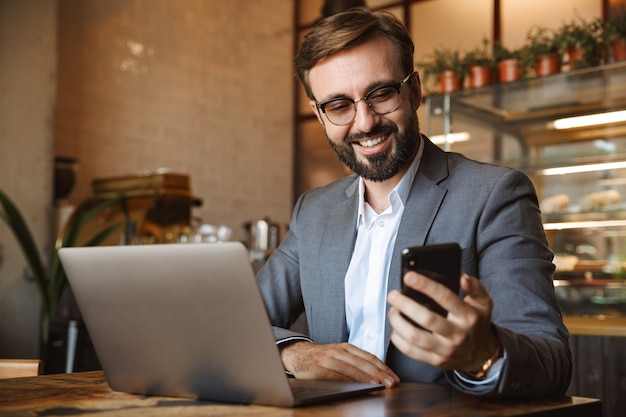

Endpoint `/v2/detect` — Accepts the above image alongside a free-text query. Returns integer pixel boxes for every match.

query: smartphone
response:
[400,243,461,326]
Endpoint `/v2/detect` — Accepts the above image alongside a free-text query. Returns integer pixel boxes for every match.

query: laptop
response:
[58,242,383,407]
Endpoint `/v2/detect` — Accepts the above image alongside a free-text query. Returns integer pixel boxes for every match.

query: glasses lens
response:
[324,99,355,125]
[368,86,399,115]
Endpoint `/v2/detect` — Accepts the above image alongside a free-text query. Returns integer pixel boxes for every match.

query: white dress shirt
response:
[345,140,422,360]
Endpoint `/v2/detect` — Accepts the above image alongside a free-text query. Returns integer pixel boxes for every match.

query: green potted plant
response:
[555,16,604,70]
[0,190,123,345]
[522,26,561,77]
[493,41,525,83]
[417,45,466,93]
[463,37,496,88]
[603,8,626,62]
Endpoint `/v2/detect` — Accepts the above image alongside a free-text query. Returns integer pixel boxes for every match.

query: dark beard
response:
[326,112,421,182]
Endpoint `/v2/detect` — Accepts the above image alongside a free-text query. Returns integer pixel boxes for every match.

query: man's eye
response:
[325,100,352,113]
[369,87,395,102]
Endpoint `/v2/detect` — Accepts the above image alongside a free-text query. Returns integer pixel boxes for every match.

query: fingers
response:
[393,272,492,325]
[280,342,399,387]
[460,273,493,312]
[389,272,460,334]
[339,344,400,387]
[387,305,450,366]
[387,272,497,371]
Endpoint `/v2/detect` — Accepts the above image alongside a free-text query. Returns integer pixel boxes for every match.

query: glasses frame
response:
[315,72,414,126]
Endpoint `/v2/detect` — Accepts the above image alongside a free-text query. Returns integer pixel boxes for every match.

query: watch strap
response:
[466,343,501,380]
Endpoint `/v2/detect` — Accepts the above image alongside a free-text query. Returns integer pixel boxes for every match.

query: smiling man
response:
[256,7,571,397]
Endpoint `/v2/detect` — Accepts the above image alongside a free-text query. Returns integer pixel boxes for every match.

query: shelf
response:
[543,208,626,224]
[564,316,626,336]
[426,61,626,145]
[498,150,626,172]
[556,280,626,320]
[427,61,626,123]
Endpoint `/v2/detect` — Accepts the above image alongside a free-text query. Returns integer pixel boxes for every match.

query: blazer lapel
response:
[314,178,359,342]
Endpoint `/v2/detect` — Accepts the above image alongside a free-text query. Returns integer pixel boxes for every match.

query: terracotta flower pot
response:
[498,59,521,83]
[566,47,586,70]
[468,65,493,88]
[535,54,561,77]
[610,38,626,63]
[438,70,463,93]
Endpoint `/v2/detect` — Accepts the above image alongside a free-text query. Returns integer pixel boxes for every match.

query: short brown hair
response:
[294,7,415,100]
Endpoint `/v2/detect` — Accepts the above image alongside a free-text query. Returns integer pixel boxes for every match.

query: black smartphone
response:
[400,243,461,326]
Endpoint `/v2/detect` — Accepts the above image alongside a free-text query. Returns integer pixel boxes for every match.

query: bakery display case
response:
[425,61,626,319]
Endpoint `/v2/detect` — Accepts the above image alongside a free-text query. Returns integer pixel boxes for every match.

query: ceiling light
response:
[540,161,626,176]
[544,220,626,230]
[430,132,470,145]
[549,110,626,130]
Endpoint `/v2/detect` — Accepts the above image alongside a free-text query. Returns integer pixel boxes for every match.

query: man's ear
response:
[410,72,423,110]
[309,101,324,125]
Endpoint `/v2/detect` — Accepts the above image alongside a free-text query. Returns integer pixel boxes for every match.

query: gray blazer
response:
[257,136,572,397]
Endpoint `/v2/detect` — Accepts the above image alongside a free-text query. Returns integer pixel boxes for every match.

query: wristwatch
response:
[466,343,501,380]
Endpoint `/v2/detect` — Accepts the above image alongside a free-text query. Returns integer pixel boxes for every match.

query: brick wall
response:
[55,0,294,242]
[0,0,56,358]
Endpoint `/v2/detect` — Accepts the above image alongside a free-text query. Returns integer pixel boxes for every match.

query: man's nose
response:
[352,99,379,131]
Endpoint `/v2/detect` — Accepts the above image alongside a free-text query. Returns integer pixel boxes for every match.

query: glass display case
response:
[425,61,626,317]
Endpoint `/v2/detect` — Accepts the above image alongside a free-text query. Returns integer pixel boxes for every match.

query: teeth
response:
[358,136,385,147]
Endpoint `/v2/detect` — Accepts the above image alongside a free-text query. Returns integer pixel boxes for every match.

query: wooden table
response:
[0,371,602,417]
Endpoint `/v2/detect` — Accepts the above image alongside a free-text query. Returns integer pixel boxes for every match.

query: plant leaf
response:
[0,189,52,315]
[2,189,128,344]
[58,195,125,249]
[50,222,122,306]
[50,195,125,310]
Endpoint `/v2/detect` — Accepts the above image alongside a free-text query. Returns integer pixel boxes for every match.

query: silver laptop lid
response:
[59,242,296,406]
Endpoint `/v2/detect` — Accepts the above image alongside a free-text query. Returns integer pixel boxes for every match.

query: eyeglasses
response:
[315,72,413,126]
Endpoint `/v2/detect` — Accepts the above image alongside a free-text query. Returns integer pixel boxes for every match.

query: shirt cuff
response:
[448,348,507,394]
[276,335,313,346]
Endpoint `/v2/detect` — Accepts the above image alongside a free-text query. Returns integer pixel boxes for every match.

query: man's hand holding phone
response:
[387,243,501,374]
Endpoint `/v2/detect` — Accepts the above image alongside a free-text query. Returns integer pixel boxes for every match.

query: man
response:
[257,7,571,397]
